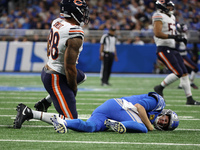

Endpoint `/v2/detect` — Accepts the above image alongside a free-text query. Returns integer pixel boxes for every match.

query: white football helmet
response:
[154,109,179,131]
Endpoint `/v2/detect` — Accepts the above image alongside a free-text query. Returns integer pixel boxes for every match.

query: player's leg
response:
[154,49,182,96]
[101,52,110,85]
[182,56,199,89]
[51,111,107,133]
[34,68,87,112]
[52,118,97,133]
[107,53,114,85]
[121,121,148,133]
[13,103,61,129]
[77,68,87,85]
[41,68,78,118]
[101,98,146,133]
[176,55,200,105]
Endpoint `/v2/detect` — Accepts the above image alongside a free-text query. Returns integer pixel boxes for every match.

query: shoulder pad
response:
[152,12,163,22]
[148,92,166,111]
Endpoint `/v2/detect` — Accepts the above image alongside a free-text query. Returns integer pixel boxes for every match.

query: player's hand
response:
[168,34,187,44]
[73,89,77,97]
[148,125,154,131]
[99,55,103,60]
[174,35,187,43]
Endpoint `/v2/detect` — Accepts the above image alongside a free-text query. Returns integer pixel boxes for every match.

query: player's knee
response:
[84,121,96,132]
[176,74,182,78]
[194,67,199,73]
[77,69,87,85]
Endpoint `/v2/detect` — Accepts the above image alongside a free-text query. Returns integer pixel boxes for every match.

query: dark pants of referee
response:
[101,52,114,85]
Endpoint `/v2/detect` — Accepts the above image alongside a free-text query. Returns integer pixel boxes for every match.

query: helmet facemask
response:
[154,109,179,131]
[156,0,175,15]
[154,115,170,131]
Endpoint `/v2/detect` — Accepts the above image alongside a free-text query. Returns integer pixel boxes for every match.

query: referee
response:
[100,26,118,86]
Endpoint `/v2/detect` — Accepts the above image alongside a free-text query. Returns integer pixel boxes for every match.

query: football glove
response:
[168,34,187,45]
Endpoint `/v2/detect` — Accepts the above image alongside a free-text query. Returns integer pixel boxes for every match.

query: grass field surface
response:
[0,73,200,150]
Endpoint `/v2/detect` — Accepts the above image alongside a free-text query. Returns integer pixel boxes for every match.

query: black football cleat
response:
[13,103,33,129]
[190,83,198,89]
[34,98,51,112]
[177,85,182,89]
[154,85,164,97]
[186,96,200,105]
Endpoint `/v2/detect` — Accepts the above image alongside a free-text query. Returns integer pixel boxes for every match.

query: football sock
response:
[190,71,196,83]
[32,110,55,124]
[45,95,53,103]
[180,75,192,97]
[161,73,179,87]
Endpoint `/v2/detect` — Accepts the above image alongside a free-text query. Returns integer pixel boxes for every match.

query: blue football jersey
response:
[121,92,166,123]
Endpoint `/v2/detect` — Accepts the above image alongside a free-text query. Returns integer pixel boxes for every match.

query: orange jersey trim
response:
[158,52,179,75]
[51,74,74,119]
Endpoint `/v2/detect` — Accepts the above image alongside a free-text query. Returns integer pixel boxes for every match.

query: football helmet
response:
[155,0,175,15]
[177,23,188,33]
[60,0,89,26]
[153,109,179,131]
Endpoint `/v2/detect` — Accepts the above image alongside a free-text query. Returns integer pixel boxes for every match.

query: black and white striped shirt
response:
[100,34,117,53]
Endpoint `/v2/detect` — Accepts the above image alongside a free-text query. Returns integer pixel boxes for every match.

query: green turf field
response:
[0,74,200,150]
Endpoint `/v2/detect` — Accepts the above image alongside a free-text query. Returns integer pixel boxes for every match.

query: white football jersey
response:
[47,18,84,75]
[177,32,187,56]
[152,11,176,48]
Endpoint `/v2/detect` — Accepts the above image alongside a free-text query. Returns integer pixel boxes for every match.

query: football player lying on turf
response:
[13,92,179,133]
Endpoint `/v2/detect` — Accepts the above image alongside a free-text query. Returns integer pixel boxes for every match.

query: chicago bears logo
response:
[159,0,165,4]
[73,0,83,6]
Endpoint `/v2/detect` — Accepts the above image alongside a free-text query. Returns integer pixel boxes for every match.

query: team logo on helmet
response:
[159,0,165,4]
[74,0,83,6]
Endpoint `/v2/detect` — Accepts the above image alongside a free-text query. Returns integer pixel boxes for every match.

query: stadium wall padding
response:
[0,41,199,73]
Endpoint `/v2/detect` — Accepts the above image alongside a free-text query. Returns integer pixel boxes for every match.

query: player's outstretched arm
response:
[135,103,154,131]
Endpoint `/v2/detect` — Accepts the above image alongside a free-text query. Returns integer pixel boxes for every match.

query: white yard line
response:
[1,114,200,121]
[0,139,199,146]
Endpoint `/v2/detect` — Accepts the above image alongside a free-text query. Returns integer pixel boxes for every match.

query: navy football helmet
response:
[177,23,188,33]
[155,0,175,15]
[154,109,179,131]
[60,0,89,26]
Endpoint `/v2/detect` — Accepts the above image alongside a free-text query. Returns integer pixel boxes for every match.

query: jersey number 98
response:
[48,28,60,60]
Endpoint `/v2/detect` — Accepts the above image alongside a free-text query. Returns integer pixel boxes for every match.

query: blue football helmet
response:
[154,109,179,131]
[155,0,175,15]
[60,0,90,26]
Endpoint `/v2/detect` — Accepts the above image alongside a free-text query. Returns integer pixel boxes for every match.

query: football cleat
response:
[34,98,51,112]
[51,115,68,133]
[190,83,198,89]
[186,96,200,105]
[177,85,182,89]
[154,85,164,97]
[104,119,126,134]
[13,103,33,129]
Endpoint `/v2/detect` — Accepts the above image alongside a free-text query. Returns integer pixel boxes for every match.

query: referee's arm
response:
[114,45,118,61]
[99,44,104,60]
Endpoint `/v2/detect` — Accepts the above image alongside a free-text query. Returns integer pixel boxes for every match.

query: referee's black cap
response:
[109,26,116,31]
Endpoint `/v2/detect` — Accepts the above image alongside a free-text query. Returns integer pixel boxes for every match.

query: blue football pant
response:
[65,99,148,133]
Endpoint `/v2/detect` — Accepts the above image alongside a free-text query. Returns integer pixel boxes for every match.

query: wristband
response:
[168,35,175,39]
